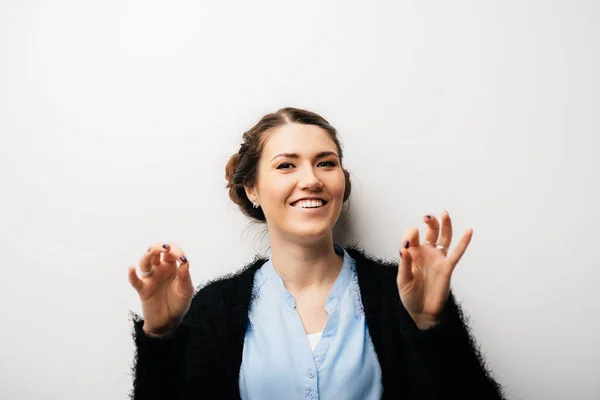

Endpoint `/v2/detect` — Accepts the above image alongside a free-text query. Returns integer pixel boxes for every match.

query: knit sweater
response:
[130,246,505,400]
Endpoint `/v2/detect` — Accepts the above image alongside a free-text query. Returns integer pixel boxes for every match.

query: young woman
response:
[128,107,505,399]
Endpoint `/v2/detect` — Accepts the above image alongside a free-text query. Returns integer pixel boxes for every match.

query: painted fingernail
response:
[162,244,170,250]
[147,247,152,252]
[403,240,409,249]
[425,215,431,220]
[180,256,188,263]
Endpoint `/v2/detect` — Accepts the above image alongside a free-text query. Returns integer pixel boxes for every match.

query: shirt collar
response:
[260,244,355,313]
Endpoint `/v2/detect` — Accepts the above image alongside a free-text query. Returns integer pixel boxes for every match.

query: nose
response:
[299,165,323,191]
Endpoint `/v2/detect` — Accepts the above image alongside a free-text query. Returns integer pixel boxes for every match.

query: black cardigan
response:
[130,246,505,399]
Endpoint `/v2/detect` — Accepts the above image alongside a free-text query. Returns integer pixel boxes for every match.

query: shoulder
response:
[182,256,268,325]
[344,244,400,301]
[345,244,399,278]
[196,255,268,296]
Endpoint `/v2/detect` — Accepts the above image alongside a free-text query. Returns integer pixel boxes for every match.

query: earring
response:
[252,202,260,209]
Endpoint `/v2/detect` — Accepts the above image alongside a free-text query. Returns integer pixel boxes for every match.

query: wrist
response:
[409,312,440,331]
[142,322,178,338]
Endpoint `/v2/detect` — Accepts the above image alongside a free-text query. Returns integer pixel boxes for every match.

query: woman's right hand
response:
[128,243,194,337]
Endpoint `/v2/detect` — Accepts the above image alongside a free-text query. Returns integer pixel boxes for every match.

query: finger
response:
[128,266,144,292]
[163,243,185,264]
[397,247,414,284]
[177,258,194,295]
[404,227,420,247]
[150,251,161,267]
[438,211,453,250]
[423,214,440,245]
[448,229,473,269]
[140,249,158,273]
[140,244,170,272]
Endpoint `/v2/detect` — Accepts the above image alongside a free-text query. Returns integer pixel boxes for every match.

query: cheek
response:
[260,179,293,206]
[330,171,347,198]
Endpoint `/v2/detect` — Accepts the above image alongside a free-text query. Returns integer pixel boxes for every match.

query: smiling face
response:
[245,123,346,245]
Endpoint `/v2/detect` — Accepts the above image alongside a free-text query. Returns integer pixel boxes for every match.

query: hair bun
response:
[225,152,241,187]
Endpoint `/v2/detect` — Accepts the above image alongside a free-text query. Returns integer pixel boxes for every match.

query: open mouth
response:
[290,199,328,209]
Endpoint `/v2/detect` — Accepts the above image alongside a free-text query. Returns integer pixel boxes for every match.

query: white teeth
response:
[293,199,324,208]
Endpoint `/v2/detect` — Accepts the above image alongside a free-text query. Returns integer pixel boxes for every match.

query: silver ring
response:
[423,241,447,252]
[140,267,154,277]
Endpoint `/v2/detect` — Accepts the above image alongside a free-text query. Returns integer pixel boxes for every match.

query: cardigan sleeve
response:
[129,281,224,400]
[399,291,506,399]
[130,314,190,399]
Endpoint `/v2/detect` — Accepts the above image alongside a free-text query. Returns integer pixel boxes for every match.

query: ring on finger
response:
[140,266,154,277]
[423,240,448,252]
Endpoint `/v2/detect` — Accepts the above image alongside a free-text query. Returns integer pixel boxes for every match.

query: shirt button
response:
[309,392,315,399]
[308,370,315,378]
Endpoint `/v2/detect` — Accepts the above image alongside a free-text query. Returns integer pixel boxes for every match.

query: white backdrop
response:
[1,1,598,399]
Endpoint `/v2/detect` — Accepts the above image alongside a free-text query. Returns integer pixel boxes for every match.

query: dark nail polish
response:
[403,240,409,249]
[425,215,431,220]
[180,256,187,263]
[147,247,152,252]
[162,244,170,250]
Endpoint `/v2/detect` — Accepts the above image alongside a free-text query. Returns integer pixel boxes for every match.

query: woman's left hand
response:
[397,211,473,330]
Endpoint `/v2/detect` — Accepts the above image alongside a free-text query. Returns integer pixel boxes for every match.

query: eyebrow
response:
[270,151,340,163]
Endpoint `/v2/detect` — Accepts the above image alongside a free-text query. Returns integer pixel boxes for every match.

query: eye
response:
[277,162,294,169]
[318,160,338,167]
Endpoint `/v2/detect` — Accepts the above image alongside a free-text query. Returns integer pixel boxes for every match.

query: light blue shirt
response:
[239,244,383,400]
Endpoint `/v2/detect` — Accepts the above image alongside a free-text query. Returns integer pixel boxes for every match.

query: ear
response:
[244,185,258,205]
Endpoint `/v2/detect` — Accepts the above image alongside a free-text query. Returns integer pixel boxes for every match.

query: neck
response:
[269,232,343,292]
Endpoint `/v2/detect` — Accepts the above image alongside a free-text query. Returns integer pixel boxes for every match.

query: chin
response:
[272,203,343,242]
[286,221,335,242]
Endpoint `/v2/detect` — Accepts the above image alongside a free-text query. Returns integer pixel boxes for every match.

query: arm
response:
[127,243,201,399]
[397,211,506,398]
[399,292,505,399]
[130,275,227,399]
[130,314,189,400]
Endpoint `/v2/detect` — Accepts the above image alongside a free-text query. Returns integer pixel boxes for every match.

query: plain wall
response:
[1,0,598,399]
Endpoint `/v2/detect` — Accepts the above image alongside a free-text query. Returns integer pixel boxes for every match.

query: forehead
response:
[262,123,337,157]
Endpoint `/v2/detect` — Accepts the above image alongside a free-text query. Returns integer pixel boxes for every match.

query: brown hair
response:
[225,107,352,222]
